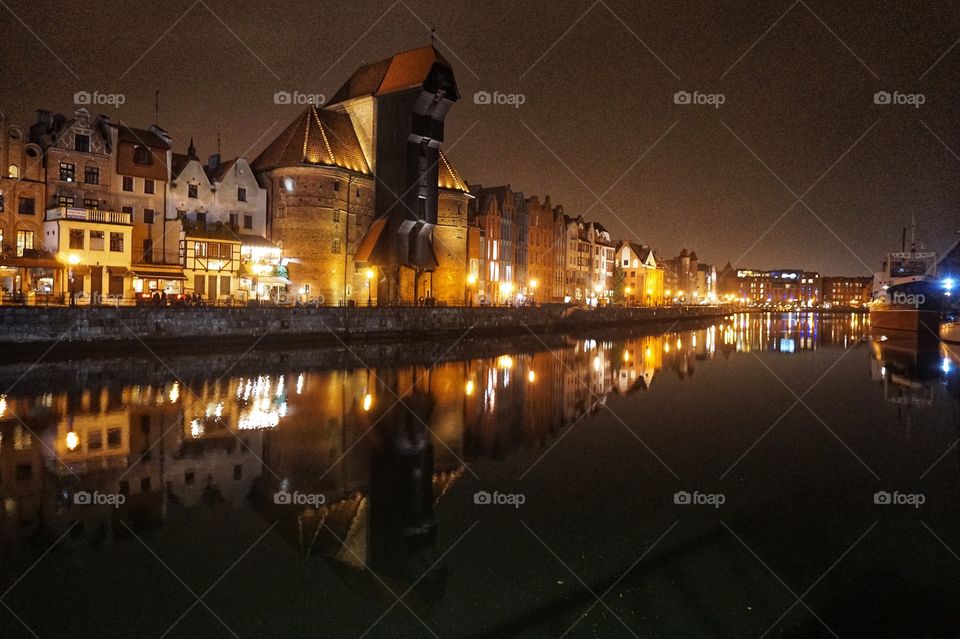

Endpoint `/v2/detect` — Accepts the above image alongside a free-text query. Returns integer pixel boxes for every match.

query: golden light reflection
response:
[497,355,513,370]
[465,380,475,396]
[527,370,536,383]
[168,382,180,403]
[362,393,373,411]
[65,431,80,451]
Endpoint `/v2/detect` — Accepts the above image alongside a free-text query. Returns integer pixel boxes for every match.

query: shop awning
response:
[0,257,64,269]
[131,268,187,280]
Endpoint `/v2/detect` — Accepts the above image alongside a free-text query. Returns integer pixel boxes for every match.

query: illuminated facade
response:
[0,109,53,300]
[615,241,662,306]
[820,276,872,308]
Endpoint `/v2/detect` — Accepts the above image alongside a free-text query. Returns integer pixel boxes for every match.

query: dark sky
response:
[2,0,958,275]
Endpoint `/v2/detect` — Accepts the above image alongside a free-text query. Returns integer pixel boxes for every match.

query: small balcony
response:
[45,207,132,225]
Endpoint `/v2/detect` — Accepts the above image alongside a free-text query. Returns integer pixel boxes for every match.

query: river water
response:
[0,312,957,638]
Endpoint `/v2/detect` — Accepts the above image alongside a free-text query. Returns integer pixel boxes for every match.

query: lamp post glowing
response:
[67,253,80,307]
[365,268,374,306]
[466,273,477,306]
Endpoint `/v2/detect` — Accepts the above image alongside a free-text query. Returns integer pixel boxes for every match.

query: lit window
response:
[16,230,34,256]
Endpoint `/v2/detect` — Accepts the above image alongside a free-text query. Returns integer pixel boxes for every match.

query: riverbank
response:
[0,304,743,358]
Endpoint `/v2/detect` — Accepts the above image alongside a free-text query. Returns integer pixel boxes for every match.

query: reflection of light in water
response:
[465,380,475,396]
[528,370,536,383]
[593,356,601,372]
[66,431,80,450]
[497,355,513,370]
[277,375,285,397]
[676,338,682,350]
[780,338,795,353]
[945,358,952,375]
[168,382,180,403]
[664,342,671,353]
[0,395,6,417]
[362,394,373,411]
[622,350,630,362]
[205,402,223,419]
[190,419,204,438]
[296,374,304,395]
[238,403,282,430]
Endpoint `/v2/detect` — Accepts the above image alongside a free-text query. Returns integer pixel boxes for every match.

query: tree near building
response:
[611,263,626,304]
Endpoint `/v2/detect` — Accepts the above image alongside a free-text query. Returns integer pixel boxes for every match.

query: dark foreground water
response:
[0,312,958,638]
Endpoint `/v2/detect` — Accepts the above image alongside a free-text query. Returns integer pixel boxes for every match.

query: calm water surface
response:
[0,313,958,638]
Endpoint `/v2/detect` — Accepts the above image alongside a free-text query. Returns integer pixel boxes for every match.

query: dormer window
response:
[75,134,90,153]
[133,145,152,165]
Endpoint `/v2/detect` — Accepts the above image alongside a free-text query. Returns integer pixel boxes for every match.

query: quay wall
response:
[0,304,743,347]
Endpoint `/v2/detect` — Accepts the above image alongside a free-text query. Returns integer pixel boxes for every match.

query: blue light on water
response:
[944,278,955,291]
[944,357,952,375]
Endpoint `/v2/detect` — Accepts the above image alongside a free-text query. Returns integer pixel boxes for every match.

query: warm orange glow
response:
[465,380,475,396]
[362,394,373,411]
[66,431,80,451]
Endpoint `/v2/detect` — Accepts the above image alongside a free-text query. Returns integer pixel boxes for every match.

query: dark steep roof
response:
[251,105,370,175]
[328,45,458,104]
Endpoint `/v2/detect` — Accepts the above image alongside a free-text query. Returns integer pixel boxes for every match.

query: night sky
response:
[2,0,958,275]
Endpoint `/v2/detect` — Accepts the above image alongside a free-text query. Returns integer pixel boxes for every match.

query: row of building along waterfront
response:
[0,44,874,308]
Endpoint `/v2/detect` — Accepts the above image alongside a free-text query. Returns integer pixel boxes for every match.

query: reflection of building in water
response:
[715,312,864,356]
[0,313,875,555]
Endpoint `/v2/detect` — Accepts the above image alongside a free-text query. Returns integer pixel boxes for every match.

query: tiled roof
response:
[329,45,457,104]
[170,153,191,179]
[206,158,238,182]
[251,105,370,174]
[437,150,469,193]
[117,125,170,149]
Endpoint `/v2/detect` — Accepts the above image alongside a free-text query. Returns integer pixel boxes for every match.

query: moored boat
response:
[869,219,943,334]
[942,320,960,344]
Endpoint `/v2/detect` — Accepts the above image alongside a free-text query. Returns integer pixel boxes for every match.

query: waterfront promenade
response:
[0,304,750,351]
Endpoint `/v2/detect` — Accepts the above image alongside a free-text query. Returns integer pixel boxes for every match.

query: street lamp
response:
[466,273,477,306]
[67,253,80,307]
[364,268,374,306]
[529,278,538,303]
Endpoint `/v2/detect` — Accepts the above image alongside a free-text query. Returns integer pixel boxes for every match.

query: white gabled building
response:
[166,141,277,303]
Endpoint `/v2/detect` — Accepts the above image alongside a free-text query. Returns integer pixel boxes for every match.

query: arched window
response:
[7,164,18,178]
